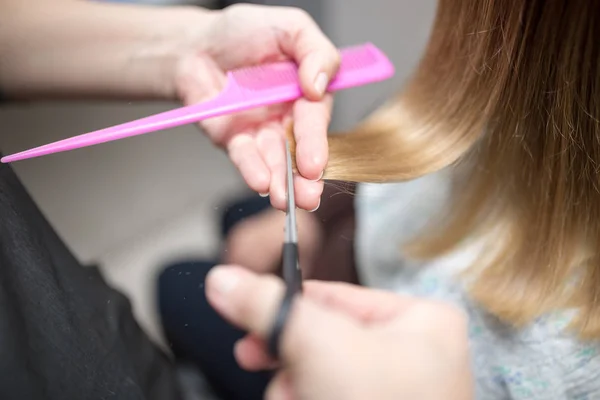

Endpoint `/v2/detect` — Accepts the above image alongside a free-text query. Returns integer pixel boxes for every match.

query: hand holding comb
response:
[1,43,394,164]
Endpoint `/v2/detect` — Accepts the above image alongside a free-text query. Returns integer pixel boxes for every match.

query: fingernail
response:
[311,170,324,182]
[259,192,269,198]
[210,267,240,295]
[314,72,328,96]
[309,198,321,213]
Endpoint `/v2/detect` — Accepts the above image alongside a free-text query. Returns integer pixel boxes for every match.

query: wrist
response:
[130,6,220,101]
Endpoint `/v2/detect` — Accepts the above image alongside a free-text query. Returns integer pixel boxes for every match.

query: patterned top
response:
[354,170,600,399]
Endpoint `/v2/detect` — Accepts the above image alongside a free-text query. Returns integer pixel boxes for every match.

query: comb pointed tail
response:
[1,89,254,163]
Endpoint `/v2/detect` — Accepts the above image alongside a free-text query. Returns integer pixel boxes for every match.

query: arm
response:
[0,1,336,210]
[0,0,213,100]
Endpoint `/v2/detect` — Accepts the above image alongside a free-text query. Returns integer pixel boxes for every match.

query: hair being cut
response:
[292,0,600,338]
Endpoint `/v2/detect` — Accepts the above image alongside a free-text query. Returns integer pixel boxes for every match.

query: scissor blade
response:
[284,140,298,244]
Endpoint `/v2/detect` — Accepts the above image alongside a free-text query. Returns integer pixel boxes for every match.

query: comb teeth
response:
[338,44,379,69]
[230,43,392,92]
[232,61,298,91]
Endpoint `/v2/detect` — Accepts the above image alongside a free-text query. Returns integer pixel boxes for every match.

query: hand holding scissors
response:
[205,267,473,400]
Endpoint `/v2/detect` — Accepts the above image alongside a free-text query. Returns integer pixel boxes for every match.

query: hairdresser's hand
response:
[206,266,474,400]
[223,208,323,274]
[175,4,339,211]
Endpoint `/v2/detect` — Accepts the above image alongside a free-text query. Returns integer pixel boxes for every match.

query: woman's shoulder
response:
[387,275,600,399]
[461,295,600,399]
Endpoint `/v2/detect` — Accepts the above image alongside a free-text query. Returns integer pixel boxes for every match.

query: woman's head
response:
[310,1,600,337]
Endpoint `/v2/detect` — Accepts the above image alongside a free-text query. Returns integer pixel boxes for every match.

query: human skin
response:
[0,0,340,210]
[206,265,474,400]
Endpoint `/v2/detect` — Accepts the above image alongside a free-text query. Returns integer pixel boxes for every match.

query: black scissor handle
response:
[268,242,302,359]
[281,242,302,294]
[267,287,297,359]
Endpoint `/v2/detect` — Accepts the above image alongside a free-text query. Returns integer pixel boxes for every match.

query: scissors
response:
[267,139,303,359]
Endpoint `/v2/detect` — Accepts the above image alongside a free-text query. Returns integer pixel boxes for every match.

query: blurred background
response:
[0,0,436,348]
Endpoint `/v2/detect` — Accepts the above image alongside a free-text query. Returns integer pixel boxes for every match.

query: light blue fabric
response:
[354,171,600,399]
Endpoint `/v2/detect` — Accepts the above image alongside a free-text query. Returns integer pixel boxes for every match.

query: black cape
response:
[0,160,182,399]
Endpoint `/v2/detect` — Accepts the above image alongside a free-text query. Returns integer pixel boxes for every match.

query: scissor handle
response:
[282,242,302,294]
[267,242,302,359]
[267,287,296,359]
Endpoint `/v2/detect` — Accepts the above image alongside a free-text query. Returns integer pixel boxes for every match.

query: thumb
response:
[206,265,351,363]
[205,265,292,338]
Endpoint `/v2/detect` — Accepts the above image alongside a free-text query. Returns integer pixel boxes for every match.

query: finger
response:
[256,126,287,209]
[303,281,416,323]
[205,265,285,338]
[256,123,324,211]
[292,96,332,180]
[227,133,271,194]
[206,266,361,364]
[268,171,323,211]
[265,371,294,400]
[292,175,323,212]
[275,8,341,100]
[234,334,278,371]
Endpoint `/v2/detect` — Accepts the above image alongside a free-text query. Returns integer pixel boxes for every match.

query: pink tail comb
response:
[1,43,394,163]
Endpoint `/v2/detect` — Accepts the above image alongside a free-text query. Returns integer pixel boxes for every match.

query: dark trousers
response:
[158,196,273,400]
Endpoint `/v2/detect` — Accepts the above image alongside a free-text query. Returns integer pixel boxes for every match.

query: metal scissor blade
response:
[284,140,298,244]
[269,139,302,361]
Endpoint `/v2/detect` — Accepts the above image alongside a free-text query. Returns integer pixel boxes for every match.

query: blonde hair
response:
[293,0,600,338]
